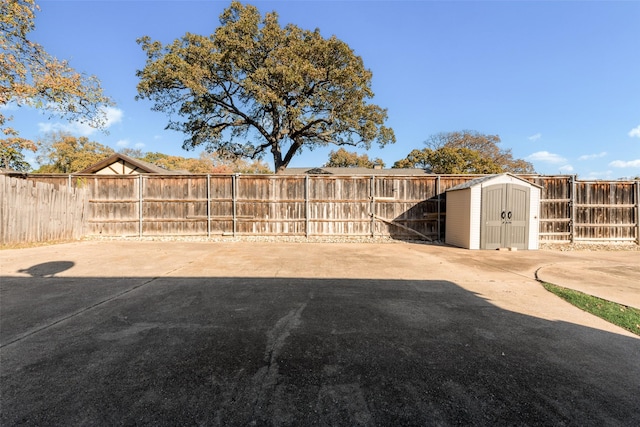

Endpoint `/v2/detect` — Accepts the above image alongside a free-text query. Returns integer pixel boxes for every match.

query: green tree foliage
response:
[324,148,384,168]
[393,147,504,174]
[35,132,113,173]
[136,1,395,173]
[428,131,535,173]
[0,137,37,171]
[1,0,112,137]
[394,131,535,174]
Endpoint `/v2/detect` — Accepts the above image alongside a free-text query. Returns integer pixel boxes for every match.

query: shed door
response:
[481,184,530,249]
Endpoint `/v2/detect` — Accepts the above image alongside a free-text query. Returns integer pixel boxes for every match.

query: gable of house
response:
[78,153,185,175]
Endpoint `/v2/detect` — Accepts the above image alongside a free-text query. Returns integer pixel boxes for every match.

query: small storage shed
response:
[445,174,542,250]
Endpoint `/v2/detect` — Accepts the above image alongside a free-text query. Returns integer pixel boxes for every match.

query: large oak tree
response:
[136,1,395,173]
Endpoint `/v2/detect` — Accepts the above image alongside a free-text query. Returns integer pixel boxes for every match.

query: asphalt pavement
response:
[1,240,639,426]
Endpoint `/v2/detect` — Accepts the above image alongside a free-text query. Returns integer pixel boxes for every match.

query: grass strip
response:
[541,282,640,336]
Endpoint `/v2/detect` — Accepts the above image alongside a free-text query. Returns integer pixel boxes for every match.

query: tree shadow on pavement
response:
[1,274,639,426]
[17,261,75,277]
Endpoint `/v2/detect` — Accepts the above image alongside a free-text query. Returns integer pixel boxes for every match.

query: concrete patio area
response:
[1,240,639,425]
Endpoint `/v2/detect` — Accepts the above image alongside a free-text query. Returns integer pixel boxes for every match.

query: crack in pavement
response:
[250,301,308,421]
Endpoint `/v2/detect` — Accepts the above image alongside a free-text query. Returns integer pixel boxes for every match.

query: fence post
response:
[570,175,576,243]
[207,174,211,238]
[139,175,143,238]
[370,175,375,238]
[305,175,310,238]
[436,175,441,242]
[232,174,238,237]
[636,180,640,245]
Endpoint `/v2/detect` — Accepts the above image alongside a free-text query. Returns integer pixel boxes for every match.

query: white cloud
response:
[629,125,640,138]
[559,164,574,172]
[115,139,145,150]
[0,101,19,111]
[578,152,607,161]
[38,121,93,136]
[528,133,541,142]
[586,170,614,180]
[609,159,640,168]
[526,151,567,164]
[104,106,123,127]
[37,106,123,136]
[38,121,76,134]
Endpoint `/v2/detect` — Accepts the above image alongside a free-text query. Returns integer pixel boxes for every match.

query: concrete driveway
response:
[1,241,639,425]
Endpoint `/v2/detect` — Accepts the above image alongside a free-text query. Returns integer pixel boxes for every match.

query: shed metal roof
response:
[446,173,543,191]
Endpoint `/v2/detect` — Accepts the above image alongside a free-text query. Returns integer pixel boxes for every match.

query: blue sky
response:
[6,0,640,178]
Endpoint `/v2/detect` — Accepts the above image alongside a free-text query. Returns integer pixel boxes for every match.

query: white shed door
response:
[481,184,530,249]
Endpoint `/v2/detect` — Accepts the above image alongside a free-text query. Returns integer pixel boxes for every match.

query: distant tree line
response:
[325,131,534,173]
[4,129,535,175]
[29,132,271,174]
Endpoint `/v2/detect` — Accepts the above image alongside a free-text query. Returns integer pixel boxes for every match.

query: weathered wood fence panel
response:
[574,181,637,242]
[206,175,233,235]
[237,176,306,235]
[375,177,437,239]
[5,173,639,244]
[142,176,209,236]
[0,175,88,245]
[86,176,140,236]
[309,176,370,236]
[526,176,572,242]
[523,176,639,243]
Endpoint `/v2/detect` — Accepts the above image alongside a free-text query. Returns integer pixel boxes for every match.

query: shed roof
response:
[446,173,543,191]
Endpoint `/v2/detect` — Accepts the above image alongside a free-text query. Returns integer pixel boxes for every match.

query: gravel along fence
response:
[81,235,640,251]
[539,242,640,252]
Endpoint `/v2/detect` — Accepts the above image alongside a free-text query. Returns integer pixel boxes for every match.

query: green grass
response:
[541,282,640,336]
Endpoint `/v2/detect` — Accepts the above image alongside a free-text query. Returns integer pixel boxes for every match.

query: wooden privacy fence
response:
[0,174,89,245]
[529,176,640,243]
[82,174,457,240]
[7,173,640,244]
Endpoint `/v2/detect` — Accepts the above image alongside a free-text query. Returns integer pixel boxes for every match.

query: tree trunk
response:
[274,163,287,174]
[272,145,285,174]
